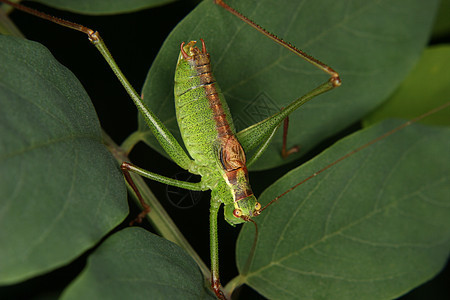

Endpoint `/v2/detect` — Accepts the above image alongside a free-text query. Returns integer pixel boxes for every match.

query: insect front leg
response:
[0,0,196,167]
[121,162,207,224]
[0,1,204,223]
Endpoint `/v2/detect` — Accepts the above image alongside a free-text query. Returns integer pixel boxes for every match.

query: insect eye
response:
[233,209,242,218]
[254,202,261,211]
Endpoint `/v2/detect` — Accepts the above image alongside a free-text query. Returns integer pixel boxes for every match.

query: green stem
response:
[102,130,210,281]
[120,130,144,153]
[223,275,246,296]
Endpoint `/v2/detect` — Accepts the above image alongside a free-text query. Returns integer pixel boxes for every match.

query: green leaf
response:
[61,227,215,299]
[32,0,176,15]
[236,121,450,299]
[363,45,450,127]
[0,35,128,284]
[141,0,439,170]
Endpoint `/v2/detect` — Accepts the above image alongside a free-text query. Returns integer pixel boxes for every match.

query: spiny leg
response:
[217,0,341,158]
[1,0,194,170]
[0,0,204,226]
[215,0,340,84]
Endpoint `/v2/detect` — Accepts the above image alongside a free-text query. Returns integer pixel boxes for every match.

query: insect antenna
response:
[259,101,450,213]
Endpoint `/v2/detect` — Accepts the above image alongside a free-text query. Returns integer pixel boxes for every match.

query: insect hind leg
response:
[281,114,300,158]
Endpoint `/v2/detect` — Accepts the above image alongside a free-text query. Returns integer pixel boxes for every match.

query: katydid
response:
[1,0,448,299]
[120,1,341,296]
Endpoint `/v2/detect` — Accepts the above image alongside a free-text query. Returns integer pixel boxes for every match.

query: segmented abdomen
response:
[174,52,235,167]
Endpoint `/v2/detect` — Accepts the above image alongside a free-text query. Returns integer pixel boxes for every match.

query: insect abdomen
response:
[174,41,235,166]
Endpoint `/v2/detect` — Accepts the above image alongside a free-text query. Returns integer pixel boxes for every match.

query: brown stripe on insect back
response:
[189,47,254,205]
[224,167,254,202]
[191,53,234,139]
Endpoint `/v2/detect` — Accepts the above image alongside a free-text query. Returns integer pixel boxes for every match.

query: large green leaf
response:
[236,121,450,299]
[31,0,176,15]
[363,45,450,127]
[141,0,439,170]
[62,227,215,299]
[0,35,127,284]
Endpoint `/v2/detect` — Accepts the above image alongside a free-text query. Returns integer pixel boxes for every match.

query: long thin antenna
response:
[259,101,450,213]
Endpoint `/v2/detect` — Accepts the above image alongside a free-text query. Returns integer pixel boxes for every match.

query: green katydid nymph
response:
[121,26,340,299]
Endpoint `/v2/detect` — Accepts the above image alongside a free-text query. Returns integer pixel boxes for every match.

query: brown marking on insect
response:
[200,38,207,54]
[183,40,235,140]
[220,136,246,170]
[180,42,190,60]
[180,40,200,60]
[222,166,254,203]
[211,279,226,300]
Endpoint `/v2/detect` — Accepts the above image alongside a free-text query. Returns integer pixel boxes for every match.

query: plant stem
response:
[120,130,144,154]
[102,130,211,281]
[223,275,246,297]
